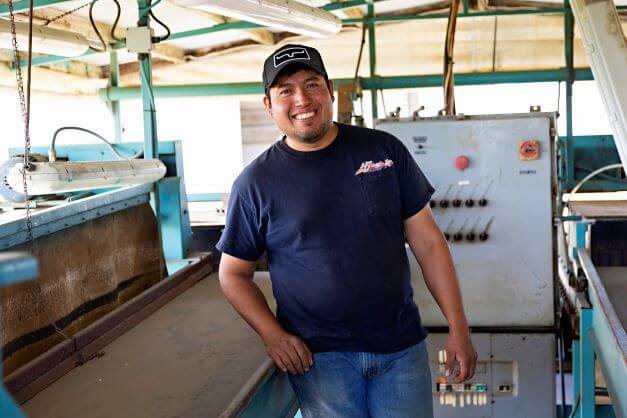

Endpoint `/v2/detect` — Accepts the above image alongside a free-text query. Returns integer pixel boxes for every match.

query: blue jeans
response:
[288,339,433,418]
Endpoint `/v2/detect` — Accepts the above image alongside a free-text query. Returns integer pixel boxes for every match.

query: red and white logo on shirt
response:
[355,159,394,176]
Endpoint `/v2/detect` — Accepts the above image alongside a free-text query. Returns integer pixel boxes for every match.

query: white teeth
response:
[294,111,315,120]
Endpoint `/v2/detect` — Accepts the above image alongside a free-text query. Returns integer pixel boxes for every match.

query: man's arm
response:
[218,253,313,374]
[404,205,477,382]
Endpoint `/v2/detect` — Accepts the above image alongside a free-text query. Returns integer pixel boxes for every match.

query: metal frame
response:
[569,221,627,418]
[577,249,627,418]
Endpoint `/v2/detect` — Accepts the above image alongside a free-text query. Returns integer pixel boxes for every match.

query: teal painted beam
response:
[98,69,594,100]
[564,0,575,190]
[343,7,568,24]
[108,51,123,142]
[138,1,158,160]
[0,0,74,15]
[361,68,593,89]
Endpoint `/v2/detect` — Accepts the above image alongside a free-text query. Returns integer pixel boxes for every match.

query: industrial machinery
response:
[377,112,557,417]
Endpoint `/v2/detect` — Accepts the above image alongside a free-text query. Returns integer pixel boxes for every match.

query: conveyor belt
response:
[22,272,274,418]
[597,267,627,331]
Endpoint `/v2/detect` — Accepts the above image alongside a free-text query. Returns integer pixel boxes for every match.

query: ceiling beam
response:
[98,68,595,100]
[15,8,188,64]
[0,0,73,15]
[331,0,365,19]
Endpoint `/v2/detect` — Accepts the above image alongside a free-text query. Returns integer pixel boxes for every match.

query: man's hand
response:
[262,330,313,375]
[445,330,477,383]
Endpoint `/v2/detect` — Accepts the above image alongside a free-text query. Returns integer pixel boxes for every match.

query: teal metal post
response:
[572,340,581,414]
[564,0,575,188]
[108,51,123,142]
[136,0,163,267]
[137,2,158,161]
[367,2,378,123]
[578,304,595,418]
[573,222,587,258]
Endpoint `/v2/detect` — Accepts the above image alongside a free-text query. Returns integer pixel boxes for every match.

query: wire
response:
[569,163,624,194]
[50,127,143,160]
[569,393,580,418]
[352,23,367,90]
[89,0,107,52]
[150,10,171,41]
[380,90,387,117]
[556,81,561,116]
[109,0,123,42]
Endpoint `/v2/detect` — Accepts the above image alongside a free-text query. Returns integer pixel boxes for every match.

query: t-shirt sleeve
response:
[215,187,266,261]
[392,137,435,219]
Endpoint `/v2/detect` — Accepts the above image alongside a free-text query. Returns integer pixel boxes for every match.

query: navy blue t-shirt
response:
[216,123,435,353]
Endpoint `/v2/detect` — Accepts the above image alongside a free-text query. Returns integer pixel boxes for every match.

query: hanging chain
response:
[43,1,91,26]
[7,0,34,243]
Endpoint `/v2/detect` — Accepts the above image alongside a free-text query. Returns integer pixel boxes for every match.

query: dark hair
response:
[265,63,330,101]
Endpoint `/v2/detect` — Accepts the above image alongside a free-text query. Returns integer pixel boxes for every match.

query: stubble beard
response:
[291,119,332,144]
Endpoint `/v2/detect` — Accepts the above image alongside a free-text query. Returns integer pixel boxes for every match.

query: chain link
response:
[43,1,91,26]
[7,0,34,243]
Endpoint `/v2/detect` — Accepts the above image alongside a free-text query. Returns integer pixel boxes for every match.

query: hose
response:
[570,163,624,194]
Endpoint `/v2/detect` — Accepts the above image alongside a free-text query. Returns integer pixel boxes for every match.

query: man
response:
[216,44,476,418]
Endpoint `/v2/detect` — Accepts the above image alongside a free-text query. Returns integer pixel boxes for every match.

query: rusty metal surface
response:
[1,203,164,375]
[5,255,213,404]
[21,272,274,418]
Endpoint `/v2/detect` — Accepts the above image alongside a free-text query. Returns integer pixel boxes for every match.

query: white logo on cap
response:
[274,47,310,68]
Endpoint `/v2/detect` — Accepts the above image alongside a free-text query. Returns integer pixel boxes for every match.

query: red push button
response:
[455,156,469,170]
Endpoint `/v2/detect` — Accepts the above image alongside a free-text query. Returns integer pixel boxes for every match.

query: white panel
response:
[378,114,556,327]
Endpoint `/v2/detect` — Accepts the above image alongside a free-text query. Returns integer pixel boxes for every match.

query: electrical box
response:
[126,26,154,53]
[377,113,557,327]
[426,333,555,418]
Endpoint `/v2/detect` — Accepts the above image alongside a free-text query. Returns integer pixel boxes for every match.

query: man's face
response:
[263,69,335,145]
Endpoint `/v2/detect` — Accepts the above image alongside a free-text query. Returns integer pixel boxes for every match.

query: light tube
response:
[0,158,167,201]
[0,19,90,57]
[175,0,342,38]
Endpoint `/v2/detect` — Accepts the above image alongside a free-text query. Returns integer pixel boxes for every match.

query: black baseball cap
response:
[262,44,328,94]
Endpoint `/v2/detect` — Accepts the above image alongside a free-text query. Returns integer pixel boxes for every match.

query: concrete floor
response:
[23,272,274,418]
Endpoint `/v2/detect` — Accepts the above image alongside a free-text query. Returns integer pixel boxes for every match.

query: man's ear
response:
[327,79,335,102]
[263,95,272,117]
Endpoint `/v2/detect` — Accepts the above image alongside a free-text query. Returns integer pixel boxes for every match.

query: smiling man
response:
[216,44,476,418]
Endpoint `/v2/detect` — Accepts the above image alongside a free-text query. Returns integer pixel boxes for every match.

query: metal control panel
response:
[377,113,556,327]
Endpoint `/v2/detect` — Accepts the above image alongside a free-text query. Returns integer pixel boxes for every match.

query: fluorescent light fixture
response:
[0,19,90,57]
[0,158,167,201]
[176,0,342,38]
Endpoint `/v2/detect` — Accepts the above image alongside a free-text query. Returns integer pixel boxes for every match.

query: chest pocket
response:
[359,170,402,217]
